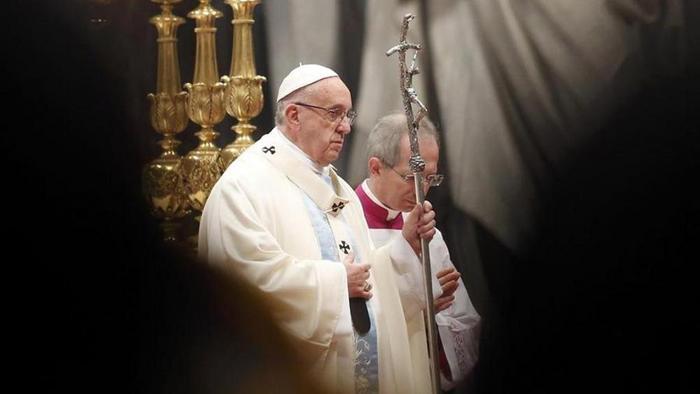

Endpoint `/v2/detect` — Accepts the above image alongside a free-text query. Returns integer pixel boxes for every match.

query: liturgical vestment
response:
[356,180,481,390]
[199,128,431,394]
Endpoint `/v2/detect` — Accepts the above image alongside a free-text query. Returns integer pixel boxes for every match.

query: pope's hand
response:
[343,253,372,299]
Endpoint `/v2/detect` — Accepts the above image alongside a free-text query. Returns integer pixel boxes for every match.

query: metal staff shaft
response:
[386,14,440,394]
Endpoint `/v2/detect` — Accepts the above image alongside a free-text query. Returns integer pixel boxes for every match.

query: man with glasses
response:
[199,65,436,393]
[356,113,481,391]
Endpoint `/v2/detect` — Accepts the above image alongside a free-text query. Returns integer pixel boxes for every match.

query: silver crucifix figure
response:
[386,13,440,394]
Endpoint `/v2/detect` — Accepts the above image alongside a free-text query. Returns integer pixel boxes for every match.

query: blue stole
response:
[301,174,379,394]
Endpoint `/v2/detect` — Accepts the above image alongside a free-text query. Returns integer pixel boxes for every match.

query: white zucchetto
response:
[276,64,339,102]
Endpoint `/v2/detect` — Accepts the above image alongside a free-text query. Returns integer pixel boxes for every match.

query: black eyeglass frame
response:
[293,102,357,125]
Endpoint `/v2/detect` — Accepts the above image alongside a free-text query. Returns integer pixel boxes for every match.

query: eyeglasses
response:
[386,165,445,187]
[293,102,357,126]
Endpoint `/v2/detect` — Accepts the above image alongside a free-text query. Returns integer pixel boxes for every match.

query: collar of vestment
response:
[256,128,349,216]
[271,127,330,177]
[356,180,404,229]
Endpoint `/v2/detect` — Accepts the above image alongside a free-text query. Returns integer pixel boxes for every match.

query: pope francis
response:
[199,64,436,394]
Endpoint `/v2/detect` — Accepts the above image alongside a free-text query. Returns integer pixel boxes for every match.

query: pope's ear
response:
[368,157,382,177]
[285,103,300,126]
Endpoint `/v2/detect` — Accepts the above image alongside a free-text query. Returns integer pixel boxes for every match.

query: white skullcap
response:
[276,64,339,102]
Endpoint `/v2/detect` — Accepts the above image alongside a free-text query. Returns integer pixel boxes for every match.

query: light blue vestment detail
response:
[300,173,379,394]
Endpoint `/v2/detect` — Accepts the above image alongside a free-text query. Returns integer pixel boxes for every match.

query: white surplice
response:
[357,180,481,390]
[199,128,431,394]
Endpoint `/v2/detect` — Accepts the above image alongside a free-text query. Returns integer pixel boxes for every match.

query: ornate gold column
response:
[182,0,226,213]
[143,0,190,242]
[221,0,266,167]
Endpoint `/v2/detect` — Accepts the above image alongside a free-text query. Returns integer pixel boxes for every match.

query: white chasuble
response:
[199,129,431,393]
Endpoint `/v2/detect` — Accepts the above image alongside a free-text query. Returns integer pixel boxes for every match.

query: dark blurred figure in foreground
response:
[472,29,700,394]
[8,2,317,393]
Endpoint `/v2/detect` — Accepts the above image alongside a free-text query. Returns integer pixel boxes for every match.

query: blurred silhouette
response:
[472,53,700,394]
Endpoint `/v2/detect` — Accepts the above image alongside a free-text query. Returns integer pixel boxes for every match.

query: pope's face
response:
[376,134,439,212]
[293,77,353,167]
